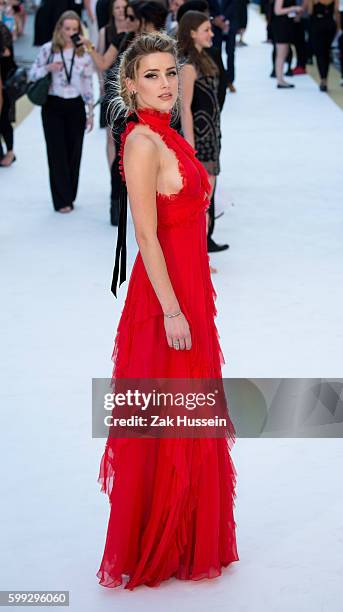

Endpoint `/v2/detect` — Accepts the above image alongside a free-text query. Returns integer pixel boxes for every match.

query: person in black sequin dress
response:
[178,10,228,257]
[190,71,221,175]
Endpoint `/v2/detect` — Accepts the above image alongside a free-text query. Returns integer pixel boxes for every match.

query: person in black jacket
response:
[209,0,239,92]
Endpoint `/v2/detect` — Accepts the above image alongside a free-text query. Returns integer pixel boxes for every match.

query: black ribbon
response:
[110,112,139,298]
[111,180,128,297]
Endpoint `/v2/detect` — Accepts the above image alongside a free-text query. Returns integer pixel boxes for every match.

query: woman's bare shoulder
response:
[124,125,159,157]
[123,125,159,182]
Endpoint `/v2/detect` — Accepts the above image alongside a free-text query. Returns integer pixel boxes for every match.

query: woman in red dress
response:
[96,31,239,590]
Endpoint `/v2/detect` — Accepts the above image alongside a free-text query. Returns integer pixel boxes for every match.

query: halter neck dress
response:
[97,107,239,590]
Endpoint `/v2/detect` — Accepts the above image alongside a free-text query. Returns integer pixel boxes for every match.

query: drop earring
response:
[130,90,137,111]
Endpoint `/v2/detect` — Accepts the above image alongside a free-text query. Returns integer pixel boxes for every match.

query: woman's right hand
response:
[47,61,63,73]
[79,35,93,52]
[164,312,192,351]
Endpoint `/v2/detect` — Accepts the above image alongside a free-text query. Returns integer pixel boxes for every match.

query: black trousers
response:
[311,16,336,79]
[224,24,238,84]
[0,91,14,158]
[293,19,307,68]
[212,23,238,85]
[303,16,314,63]
[42,95,86,211]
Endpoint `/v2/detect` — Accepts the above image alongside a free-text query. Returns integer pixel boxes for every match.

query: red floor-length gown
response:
[97,107,239,590]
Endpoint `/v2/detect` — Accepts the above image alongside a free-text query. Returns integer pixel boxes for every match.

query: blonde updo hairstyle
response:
[110,31,181,122]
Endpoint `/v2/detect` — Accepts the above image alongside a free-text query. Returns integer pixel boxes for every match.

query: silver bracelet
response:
[164,309,181,318]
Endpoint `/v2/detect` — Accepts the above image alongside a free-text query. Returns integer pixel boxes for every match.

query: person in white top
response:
[29,10,94,213]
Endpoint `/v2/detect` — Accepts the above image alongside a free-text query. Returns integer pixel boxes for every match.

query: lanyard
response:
[60,48,76,85]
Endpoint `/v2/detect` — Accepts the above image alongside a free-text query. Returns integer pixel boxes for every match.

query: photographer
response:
[29,11,94,213]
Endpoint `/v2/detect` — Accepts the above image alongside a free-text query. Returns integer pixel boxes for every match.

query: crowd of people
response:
[26,0,246,258]
[266,0,342,90]
[1,0,343,234]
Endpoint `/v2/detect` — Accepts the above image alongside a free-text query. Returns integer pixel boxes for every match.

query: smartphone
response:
[71,33,82,47]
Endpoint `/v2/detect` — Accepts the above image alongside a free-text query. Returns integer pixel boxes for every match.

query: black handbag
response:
[4,66,28,102]
[26,47,53,106]
[26,72,52,106]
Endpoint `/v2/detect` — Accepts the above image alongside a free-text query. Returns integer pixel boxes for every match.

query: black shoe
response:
[270,69,276,78]
[0,153,16,167]
[110,199,120,226]
[285,68,293,76]
[207,237,229,253]
[319,83,327,92]
[277,83,295,88]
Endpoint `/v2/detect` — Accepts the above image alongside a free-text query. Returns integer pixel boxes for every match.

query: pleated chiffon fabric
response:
[97,108,239,590]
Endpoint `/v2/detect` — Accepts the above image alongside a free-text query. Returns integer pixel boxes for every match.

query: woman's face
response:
[125,6,140,32]
[113,0,127,21]
[127,52,178,113]
[191,20,214,50]
[61,19,80,44]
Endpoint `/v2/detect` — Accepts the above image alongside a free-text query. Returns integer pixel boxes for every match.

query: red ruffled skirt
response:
[97,210,239,590]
